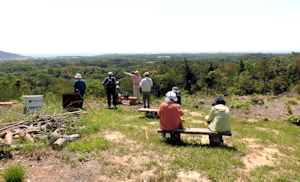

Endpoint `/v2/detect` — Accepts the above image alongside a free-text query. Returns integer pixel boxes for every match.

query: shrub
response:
[287,115,300,125]
[197,99,204,105]
[295,84,300,94]
[284,98,298,105]
[2,163,27,182]
[230,100,249,109]
[248,97,264,105]
[262,117,269,121]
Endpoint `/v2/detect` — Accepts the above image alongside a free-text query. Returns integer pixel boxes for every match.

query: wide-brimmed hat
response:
[74,73,82,78]
[212,97,224,106]
[108,72,113,76]
[134,70,139,74]
[172,87,179,93]
[143,72,150,76]
[165,91,178,102]
[116,81,119,84]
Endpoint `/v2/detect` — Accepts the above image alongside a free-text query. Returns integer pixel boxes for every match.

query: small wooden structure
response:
[0,102,15,108]
[113,97,138,105]
[137,108,159,118]
[157,128,232,145]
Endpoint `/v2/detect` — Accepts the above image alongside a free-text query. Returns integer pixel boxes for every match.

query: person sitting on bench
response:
[158,91,184,138]
[116,81,123,97]
[205,97,231,132]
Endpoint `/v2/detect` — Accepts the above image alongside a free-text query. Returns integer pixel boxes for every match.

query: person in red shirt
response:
[158,91,184,138]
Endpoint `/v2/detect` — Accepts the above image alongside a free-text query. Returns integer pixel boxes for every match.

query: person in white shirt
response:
[139,72,153,108]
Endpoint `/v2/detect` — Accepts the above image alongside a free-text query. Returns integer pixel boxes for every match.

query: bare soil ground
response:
[0,95,299,181]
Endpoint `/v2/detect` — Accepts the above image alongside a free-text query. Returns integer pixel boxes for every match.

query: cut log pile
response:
[0,111,86,149]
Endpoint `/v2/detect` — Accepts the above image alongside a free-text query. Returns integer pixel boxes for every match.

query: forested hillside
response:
[0,52,299,102]
[0,50,23,58]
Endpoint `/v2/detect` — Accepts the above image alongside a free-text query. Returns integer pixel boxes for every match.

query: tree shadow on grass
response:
[161,138,238,151]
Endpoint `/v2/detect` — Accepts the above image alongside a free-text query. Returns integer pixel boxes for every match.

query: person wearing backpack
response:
[139,72,153,108]
[102,72,117,109]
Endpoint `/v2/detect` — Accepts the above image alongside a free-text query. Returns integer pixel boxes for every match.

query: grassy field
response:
[0,95,300,181]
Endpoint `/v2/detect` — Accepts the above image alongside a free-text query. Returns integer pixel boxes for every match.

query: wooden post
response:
[209,135,223,146]
[170,132,181,141]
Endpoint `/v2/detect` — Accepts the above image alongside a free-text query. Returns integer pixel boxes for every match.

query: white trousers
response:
[133,85,141,102]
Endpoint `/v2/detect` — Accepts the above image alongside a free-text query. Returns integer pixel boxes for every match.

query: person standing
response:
[172,87,182,105]
[73,73,86,109]
[139,72,153,108]
[123,71,142,104]
[102,72,117,109]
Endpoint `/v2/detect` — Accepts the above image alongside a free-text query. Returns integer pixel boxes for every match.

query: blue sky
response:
[1,0,300,56]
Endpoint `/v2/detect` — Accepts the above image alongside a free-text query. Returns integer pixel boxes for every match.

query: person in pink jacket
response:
[123,70,142,104]
[158,91,184,138]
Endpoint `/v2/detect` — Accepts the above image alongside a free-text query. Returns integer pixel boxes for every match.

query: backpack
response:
[106,77,114,87]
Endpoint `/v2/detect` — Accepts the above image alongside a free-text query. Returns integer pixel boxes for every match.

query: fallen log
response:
[64,134,80,142]
[35,135,48,141]
[5,131,13,145]
[0,120,29,132]
[52,134,80,149]
[19,130,34,142]
[25,126,42,134]
[49,131,61,140]
[52,138,66,149]
[0,130,7,138]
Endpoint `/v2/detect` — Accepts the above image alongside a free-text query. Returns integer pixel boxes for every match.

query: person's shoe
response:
[144,106,146,108]
[138,102,142,104]
[80,107,85,110]
[108,105,111,109]
[160,133,166,139]
[114,106,118,109]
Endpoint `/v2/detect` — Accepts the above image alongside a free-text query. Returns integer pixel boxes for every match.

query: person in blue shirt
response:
[73,73,86,109]
[102,72,117,109]
[172,87,182,105]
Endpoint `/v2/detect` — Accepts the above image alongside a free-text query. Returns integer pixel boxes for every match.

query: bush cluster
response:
[287,115,300,125]
[230,100,249,109]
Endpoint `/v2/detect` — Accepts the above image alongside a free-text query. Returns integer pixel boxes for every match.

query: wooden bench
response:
[157,128,232,145]
[137,108,159,118]
[0,102,15,108]
[111,97,138,105]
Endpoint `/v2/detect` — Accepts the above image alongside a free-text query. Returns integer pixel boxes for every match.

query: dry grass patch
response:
[255,127,281,135]
[241,148,282,172]
[177,170,210,182]
[103,131,125,142]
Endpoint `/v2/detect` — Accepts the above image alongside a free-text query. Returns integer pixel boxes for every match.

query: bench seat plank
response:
[157,128,231,136]
[137,108,159,112]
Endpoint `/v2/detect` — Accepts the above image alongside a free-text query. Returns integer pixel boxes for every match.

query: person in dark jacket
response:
[102,72,117,109]
[172,87,182,105]
[73,73,86,109]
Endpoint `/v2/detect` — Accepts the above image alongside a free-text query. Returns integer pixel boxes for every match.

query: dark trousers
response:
[79,93,84,109]
[106,87,116,106]
[143,92,151,108]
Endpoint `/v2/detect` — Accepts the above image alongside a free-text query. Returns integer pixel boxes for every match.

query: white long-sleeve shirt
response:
[139,77,153,92]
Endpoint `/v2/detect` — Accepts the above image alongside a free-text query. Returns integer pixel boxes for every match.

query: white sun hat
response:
[165,91,178,102]
[74,73,82,78]
[108,72,113,76]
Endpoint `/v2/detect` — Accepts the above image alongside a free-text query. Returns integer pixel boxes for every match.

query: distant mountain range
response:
[0,50,23,58]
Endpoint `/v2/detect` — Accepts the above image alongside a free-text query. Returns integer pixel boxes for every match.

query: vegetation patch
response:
[230,100,249,109]
[287,115,300,125]
[1,163,27,182]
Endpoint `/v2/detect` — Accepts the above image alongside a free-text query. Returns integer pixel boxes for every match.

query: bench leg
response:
[209,135,223,146]
[129,100,137,105]
[171,133,181,141]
